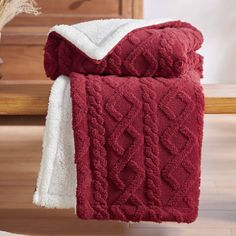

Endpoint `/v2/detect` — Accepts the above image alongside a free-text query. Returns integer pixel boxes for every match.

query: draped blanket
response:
[41,19,204,223]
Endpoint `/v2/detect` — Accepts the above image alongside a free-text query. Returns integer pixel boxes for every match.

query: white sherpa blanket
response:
[33,18,170,209]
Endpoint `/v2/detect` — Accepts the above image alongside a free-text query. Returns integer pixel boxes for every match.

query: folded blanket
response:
[45,20,203,79]
[34,19,204,223]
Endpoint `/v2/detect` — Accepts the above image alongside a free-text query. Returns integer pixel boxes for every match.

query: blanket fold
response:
[44,20,203,80]
[35,19,204,223]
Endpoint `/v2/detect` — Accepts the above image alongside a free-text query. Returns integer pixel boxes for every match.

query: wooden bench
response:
[0,81,236,125]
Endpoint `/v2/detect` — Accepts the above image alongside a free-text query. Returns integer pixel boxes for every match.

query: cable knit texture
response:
[70,71,204,223]
[44,20,204,223]
[44,21,203,80]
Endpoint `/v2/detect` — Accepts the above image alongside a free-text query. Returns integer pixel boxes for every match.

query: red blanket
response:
[44,21,204,223]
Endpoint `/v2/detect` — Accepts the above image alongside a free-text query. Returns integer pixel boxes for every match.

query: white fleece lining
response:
[33,75,75,208]
[34,19,173,209]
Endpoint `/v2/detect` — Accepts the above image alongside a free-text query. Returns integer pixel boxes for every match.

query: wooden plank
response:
[0,116,46,126]
[1,26,48,45]
[0,82,236,115]
[0,45,45,80]
[121,0,132,18]
[133,0,143,18]
[0,209,129,235]
[203,84,236,114]
[8,0,134,26]
[0,80,51,115]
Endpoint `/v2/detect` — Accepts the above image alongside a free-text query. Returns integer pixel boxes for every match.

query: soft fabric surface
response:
[34,19,204,223]
[45,21,203,80]
[34,19,176,209]
[70,71,204,223]
[33,75,76,208]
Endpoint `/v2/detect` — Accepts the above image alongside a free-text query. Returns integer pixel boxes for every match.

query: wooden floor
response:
[0,115,235,236]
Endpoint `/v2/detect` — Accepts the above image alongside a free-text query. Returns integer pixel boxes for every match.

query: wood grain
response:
[0,116,46,126]
[0,81,51,115]
[133,0,143,18]
[1,26,48,45]
[0,46,45,80]
[204,84,236,114]
[8,0,136,26]
[0,82,236,116]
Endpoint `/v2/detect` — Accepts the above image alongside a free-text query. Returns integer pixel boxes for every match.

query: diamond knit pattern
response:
[44,21,203,80]
[70,70,204,223]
